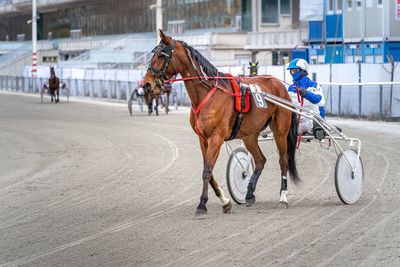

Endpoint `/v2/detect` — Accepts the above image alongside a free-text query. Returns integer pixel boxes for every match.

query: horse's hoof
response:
[195,208,207,218]
[222,201,232,214]
[279,201,289,209]
[246,197,255,207]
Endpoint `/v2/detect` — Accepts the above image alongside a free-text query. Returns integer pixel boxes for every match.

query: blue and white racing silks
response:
[288,75,326,134]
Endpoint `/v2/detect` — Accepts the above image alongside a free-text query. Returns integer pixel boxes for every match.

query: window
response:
[377,0,382,7]
[261,0,279,23]
[280,0,290,15]
[272,51,279,65]
[347,0,352,9]
[337,0,342,12]
[356,0,362,8]
[328,0,334,12]
[43,56,58,63]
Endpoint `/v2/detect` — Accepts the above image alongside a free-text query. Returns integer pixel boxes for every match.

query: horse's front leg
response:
[196,135,225,216]
[209,176,232,213]
[155,99,159,116]
[56,89,59,103]
[165,93,169,112]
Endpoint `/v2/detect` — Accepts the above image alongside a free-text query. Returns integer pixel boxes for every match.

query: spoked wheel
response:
[226,147,254,204]
[335,147,364,204]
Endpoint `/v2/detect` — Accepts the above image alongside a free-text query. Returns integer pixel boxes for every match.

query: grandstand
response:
[0,0,308,76]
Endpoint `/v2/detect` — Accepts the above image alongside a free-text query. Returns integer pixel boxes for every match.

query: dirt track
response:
[1,93,400,266]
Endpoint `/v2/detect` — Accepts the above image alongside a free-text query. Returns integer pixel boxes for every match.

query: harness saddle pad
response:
[225,73,250,113]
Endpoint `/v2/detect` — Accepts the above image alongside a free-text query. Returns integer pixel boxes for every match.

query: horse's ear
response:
[256,61,259,66]
[159,29,172,45]
[249,61,252,66]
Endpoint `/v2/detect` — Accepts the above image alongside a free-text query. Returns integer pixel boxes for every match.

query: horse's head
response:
[248,61,259,76]
[143,30,181,95]
[50,66,55,78]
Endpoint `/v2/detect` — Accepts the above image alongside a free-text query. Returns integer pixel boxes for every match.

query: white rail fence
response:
[1,75,399,119]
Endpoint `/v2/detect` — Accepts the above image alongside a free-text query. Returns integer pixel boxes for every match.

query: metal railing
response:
[0,75,192,106]
[321,82,400,119]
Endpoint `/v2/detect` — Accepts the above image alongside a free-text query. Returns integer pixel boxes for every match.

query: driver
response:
[286,58,326,139]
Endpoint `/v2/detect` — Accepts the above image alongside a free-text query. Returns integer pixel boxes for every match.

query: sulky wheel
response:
[226,147,255,204]
[334,146,364,204]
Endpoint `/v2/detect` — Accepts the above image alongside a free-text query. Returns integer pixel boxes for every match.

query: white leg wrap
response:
[219,189,230,206]
[280,190,288,203]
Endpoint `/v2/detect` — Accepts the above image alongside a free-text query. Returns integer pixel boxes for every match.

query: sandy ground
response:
[1,92,400,266]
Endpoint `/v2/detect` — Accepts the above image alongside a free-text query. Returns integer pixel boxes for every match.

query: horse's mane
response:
[181,41,224,78]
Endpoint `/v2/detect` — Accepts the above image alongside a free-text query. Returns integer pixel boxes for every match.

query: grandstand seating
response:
[0,30,217,74]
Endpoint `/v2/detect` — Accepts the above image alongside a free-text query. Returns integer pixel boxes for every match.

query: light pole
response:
[31,0,37,78]
[150,0,163,44]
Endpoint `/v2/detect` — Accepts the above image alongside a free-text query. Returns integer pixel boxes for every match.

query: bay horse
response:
[143,30,299,216]
[48,67,60,103]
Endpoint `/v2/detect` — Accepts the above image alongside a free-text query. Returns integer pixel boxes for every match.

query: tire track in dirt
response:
[163,145,339,266]
[268,140,397,266]
[0,128,181,266]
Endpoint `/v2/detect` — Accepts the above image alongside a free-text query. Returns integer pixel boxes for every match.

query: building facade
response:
[306,0,400,64]
[0,0,307,67]
[0,0,243,41]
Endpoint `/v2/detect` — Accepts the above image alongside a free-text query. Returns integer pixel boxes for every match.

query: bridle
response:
[146,40,177,93]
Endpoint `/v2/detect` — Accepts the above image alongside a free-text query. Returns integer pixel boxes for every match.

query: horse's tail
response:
[287,112,301,185]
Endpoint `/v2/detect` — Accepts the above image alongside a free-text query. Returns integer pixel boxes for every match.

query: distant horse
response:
[48,67,60,103]
[144,82,173,115]
[144,30,299,216]
[144,91,162,115]
[249,61,259,76]
[160,82,172,114]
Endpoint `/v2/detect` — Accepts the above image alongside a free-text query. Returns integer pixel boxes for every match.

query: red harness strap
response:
[191,85,219,143]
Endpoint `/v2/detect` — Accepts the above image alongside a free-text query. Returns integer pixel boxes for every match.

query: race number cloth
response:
[225,73,250,113]
[248,84,268,109]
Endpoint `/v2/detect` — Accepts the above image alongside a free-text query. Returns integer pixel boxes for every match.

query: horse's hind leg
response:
[242,134,267,207]
[271,118,291,208]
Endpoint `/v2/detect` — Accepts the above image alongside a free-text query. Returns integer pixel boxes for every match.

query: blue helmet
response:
[287,58,309,81]
[287,58,309,74]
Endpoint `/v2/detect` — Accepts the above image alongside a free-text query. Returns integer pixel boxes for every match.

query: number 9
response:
[255,93,264,107]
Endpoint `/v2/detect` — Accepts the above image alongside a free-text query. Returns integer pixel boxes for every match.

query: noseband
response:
[147,40,176,92]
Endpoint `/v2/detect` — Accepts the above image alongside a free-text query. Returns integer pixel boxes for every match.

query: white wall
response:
[24,62,400,84]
